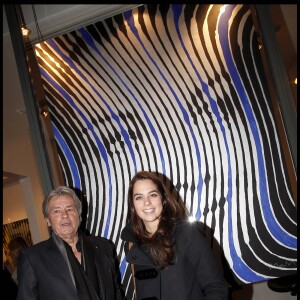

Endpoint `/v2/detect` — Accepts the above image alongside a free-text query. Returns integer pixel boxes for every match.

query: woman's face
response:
[133,179,163,234]
[46,195,80,241]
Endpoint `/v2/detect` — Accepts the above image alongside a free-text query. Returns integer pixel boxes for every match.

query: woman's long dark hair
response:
[127,171,189,269]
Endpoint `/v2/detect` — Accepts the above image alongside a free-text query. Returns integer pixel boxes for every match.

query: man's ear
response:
[45,218,51,227]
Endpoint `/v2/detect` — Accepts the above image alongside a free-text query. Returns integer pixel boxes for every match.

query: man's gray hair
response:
[42,186,82,223]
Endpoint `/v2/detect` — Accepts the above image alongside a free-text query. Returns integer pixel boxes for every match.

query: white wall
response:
[3,28,49,243]
[3,183,27,225]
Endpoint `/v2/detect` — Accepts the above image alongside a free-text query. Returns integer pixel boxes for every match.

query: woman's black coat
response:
[121,221,228,300]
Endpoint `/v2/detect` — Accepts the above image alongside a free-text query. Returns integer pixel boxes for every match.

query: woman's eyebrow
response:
[134,190,158,197]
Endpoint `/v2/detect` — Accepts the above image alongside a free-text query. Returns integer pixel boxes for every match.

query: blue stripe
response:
[39,65,112,238]
[77,28,140,174]
[124,10,183,175]
[218,4,267,283]
[173,4,231,220]
[219,5,296,248]
[119,257,127,280]
[52,124,81,188]
[218,4,295,282]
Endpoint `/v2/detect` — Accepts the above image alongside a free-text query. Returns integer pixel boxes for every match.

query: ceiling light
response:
[41,107,49,117]
[21,25,31,37]
[16,5,31,38]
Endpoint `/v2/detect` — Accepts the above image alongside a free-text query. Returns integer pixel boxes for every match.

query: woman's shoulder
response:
[175,220,206,239]
[176,219,195,230]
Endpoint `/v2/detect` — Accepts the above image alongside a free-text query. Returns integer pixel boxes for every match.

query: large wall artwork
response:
[34,4,297,297]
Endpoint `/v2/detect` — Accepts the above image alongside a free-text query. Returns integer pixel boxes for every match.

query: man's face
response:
[46,195,80,240]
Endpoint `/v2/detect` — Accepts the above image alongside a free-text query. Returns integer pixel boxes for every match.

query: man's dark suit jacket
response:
[17,234,123,300]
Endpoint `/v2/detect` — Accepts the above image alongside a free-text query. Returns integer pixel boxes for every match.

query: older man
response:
[17,186,123,300]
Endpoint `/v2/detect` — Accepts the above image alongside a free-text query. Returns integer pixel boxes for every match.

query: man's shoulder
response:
[27,237,52,248]
[20,237,54,257]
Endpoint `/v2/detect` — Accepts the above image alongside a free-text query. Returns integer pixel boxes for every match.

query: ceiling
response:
[2,4,297,224]
[3,5,141,44]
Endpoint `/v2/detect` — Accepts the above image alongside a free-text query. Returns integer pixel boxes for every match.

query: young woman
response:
[121,171,228,300]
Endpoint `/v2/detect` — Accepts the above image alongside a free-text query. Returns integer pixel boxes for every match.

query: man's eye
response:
[53,210,60,214]
[67,208,75,212]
